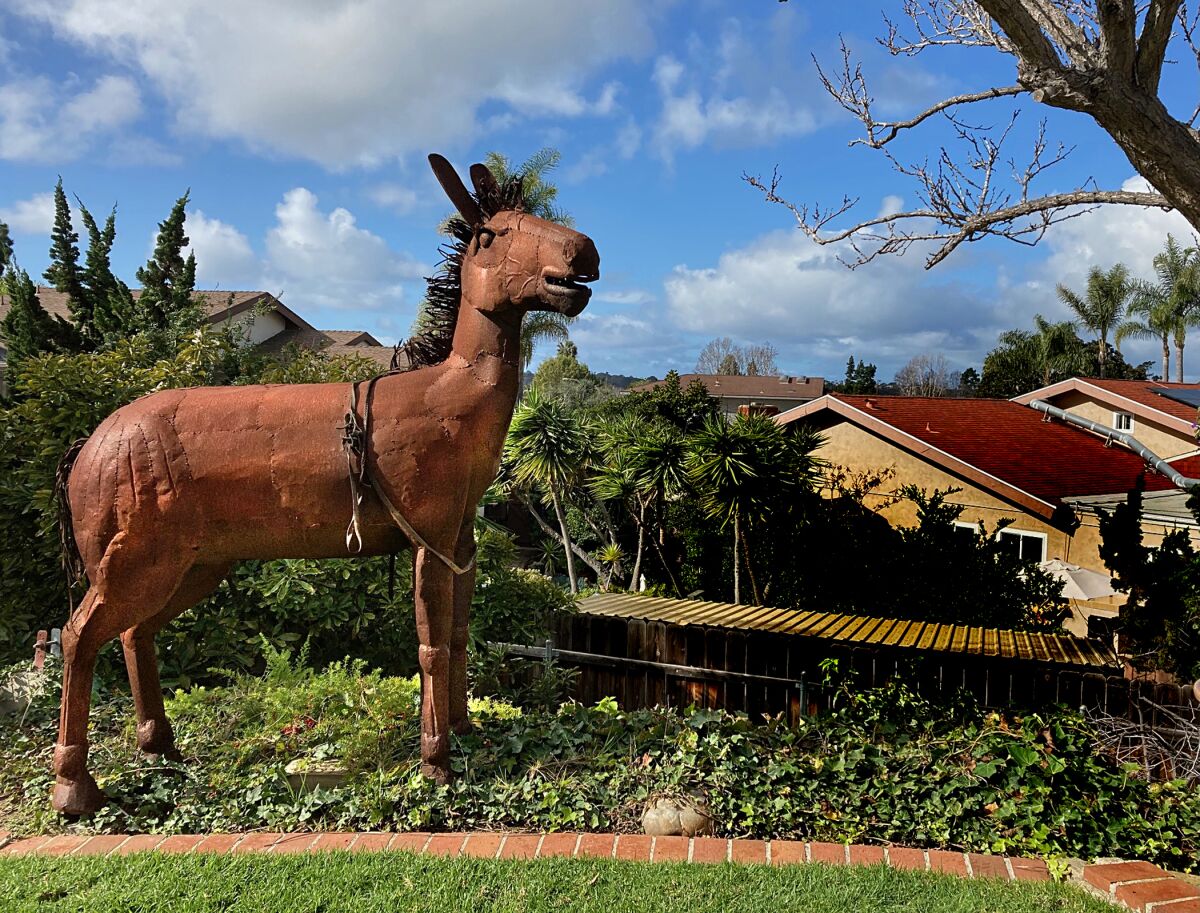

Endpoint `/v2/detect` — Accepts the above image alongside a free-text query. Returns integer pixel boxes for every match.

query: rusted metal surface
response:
[578,593,1118,669]
[48,154,600,816]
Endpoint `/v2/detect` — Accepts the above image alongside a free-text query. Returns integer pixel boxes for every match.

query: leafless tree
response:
[744,342,780,375]
[756,2,1200,269]
[696,336,741,373]
[894,353,961,395]
[695,338,781,375]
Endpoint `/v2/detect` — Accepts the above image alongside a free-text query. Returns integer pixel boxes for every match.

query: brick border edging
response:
[0,831,1049,882]
[1079,859,1200,912]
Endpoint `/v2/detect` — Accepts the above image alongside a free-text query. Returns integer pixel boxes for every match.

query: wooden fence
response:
[539,610,1197,723]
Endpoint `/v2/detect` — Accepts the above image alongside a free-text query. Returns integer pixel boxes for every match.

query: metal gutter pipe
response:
[1029,399,1200,489]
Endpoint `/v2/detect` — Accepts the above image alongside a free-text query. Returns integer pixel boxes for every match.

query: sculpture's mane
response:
[398,174,528,369]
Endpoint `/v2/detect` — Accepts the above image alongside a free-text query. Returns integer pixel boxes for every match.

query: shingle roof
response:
[0,287,392,370]
[780,394,1175,517]
[0,287,274,327]
[579,593,1117,669]
[630,373,825,400]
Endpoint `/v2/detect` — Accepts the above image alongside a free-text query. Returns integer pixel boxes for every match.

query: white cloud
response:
[653,55,816,159]
[0,74,142,162]
[367,183,420,216]
[184,210,259,288]
[0,191,56,235]
[265,188,424,286]
[595,288,654,306]
[10,0,658,168]
[663,222,997,374]
[650,16,820,161]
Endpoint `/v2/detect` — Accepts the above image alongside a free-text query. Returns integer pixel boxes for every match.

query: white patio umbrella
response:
[1037,559,1117,601]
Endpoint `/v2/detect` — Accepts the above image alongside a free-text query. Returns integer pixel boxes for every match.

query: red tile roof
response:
[783,394,1174,515]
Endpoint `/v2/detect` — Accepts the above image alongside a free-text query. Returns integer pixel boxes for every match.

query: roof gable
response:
[1013,377,1200,435]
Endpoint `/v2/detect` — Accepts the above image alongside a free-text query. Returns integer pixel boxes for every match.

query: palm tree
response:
[484,148,572,226]
[1153,235,1200,382]
[1118,285,1177,380]
[520,311,573,383]
[505,388,590,593]
[1029,314,1083,386]
[1056,264,1132,378]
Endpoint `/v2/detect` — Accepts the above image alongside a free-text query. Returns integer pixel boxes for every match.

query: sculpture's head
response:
[428,154,599,320]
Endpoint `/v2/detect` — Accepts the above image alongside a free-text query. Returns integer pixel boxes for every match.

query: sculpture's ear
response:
[469,163,500,201]
[428,153,483,227]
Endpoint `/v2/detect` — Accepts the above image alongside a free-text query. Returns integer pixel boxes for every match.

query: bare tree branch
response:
[746,165,1167,269]
[1136,0,1181,89]
[771,0,1200,269]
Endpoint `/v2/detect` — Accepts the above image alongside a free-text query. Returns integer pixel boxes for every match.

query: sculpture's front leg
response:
[450,521,476,735]
[414,546,454,783]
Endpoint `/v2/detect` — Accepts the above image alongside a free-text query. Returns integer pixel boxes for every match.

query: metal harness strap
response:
[341,377,475,576]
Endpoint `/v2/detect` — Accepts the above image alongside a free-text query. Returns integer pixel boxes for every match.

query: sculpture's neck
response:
[449,300,522,397]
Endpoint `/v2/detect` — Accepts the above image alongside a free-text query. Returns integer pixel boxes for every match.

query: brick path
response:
[0,830,1047,880]
[3,830,1198,911]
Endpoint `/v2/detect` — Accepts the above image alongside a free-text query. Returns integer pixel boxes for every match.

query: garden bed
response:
[0,647,1197,873]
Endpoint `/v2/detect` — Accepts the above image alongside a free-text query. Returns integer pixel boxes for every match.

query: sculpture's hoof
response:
[137,720,180,760]
[144,747,183,763]
[52,773,104,817]
[420,762,453,786]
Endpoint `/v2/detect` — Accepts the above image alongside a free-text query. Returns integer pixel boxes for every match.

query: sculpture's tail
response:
[54,438,89,596]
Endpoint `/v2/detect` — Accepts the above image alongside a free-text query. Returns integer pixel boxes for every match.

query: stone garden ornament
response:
[49,155,599,815]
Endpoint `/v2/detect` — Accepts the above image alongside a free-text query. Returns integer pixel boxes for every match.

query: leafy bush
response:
[3,656,1198,872]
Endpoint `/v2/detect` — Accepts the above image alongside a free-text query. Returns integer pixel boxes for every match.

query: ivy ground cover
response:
[0,650,1196,873]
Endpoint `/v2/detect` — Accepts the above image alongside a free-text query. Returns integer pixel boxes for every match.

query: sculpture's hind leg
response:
[53,549,191,816]
[51,589,119,816]
[121,562,232,759]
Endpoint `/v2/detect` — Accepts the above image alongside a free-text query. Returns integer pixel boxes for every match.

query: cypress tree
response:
[1,266,76,364]
[42,178,90,345]
[78,203,136,340]
[136,191,197,330]
[0,220,12,281]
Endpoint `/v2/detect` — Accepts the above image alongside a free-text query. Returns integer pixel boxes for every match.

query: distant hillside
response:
[594,372,646,390]
[521,371,647,390]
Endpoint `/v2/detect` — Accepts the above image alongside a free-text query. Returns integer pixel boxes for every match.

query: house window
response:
[952,521,980,538]
[997,529,1047,562]
[1113,411,1134,433]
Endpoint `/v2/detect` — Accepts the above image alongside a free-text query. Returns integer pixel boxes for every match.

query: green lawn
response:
[0,852,1117,913]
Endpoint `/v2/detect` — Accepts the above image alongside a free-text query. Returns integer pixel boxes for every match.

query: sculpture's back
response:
[50,155,599,815]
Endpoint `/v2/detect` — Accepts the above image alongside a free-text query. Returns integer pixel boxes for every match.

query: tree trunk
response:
[1098,335,1107,378]
[740,524,762,606]
[732,514,740,605]
[630,501,646,590]
[1177,339,1186,383]
[551,489,578,594]
[648,494,682,596]
[1163,337,1171,382]
[523,495,605,580]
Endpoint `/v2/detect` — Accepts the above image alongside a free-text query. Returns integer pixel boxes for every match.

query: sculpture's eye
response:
[477,228,496,249]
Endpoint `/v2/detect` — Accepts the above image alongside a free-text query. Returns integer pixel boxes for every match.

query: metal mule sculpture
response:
[49,154,599,815]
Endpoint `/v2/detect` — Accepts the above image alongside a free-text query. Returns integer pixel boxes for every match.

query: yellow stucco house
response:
[777,387,1198,635]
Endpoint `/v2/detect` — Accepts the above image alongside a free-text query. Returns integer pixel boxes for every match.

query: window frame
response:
[1113,410,1135,433]
[996,527,1048,562]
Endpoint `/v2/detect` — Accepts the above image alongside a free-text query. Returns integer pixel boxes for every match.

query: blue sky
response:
[1,1,1196,381]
